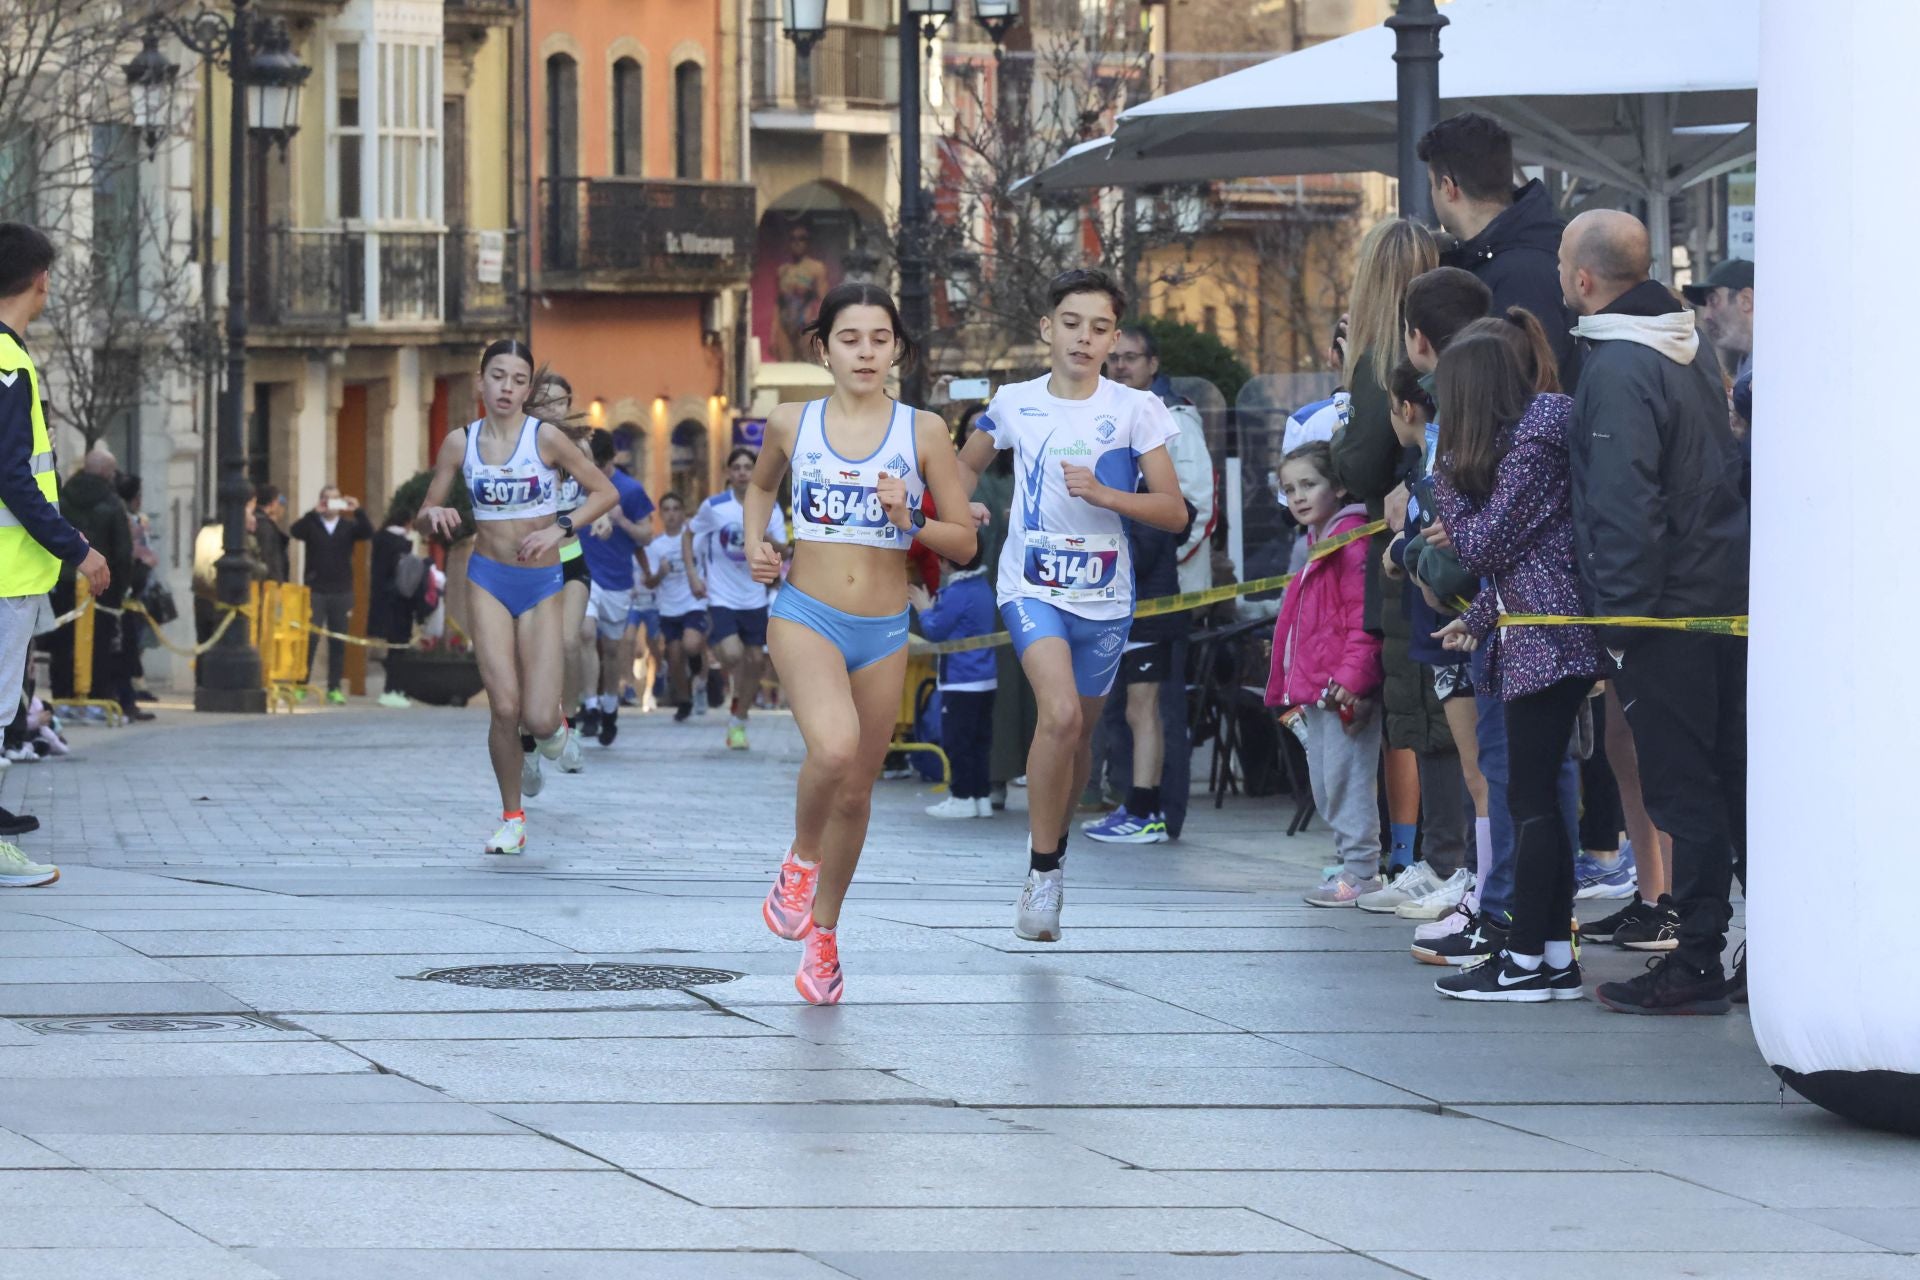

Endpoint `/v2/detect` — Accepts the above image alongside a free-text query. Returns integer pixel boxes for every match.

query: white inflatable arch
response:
[1752,0,1920,1134]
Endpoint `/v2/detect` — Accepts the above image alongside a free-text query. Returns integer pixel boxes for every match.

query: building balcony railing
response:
[540,177,756,293]
[249,226,518,332]
[752,18,896,112]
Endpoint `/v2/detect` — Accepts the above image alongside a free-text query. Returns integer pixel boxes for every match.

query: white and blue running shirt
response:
[688,490,787,611]
[977,375,1180,622]
[650,530,698,617]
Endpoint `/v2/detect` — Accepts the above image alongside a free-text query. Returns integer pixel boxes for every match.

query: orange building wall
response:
[531,0,721,184]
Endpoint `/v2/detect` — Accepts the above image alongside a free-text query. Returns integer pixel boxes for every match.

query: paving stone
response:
[0,931,143,957]
[735,1000,1238,1043]
[0,981,254,1017]
[819,1255,1401,1280]
[890,1063,1425,1108]
[0,1074,519,1135]
[1374,1254,1920,1280]
[288,1009,782,1040]
[242,1250,847,1280]
[109,927,561,957]
[31,1133,610,1171]
[721,1207,1325,1252]
[0,1249,279,1280]
[1787,1211,1920,1253]
[0,1041,369,1079]
[495,1103,1012,1135]
[1164,1171,1887,1253]
[98,1169,766,1249]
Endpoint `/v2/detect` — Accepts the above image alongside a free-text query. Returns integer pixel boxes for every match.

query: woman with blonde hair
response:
[1328,218,1474,902]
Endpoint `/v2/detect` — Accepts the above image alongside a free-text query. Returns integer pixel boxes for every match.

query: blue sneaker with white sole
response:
[1573,840,1637,900]
[1081,808,1169,845]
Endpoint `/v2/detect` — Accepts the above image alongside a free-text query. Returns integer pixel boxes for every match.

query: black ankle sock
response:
[1127,785,1161,816]
[520,733,536,753]
[1030,847,1063,874]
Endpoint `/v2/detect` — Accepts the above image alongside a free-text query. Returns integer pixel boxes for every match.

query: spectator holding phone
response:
[290,484,372,704]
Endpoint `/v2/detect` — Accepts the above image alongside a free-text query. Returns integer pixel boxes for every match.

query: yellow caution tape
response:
[1496,612,1748,637]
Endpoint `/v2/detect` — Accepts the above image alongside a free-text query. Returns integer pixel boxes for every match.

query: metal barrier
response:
[59,577,125,726]
[253,581,315,711]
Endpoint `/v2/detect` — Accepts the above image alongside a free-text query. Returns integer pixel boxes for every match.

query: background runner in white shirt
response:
[647,493,711,722]
[685,449,789,746]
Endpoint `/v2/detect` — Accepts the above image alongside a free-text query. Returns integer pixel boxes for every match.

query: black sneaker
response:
[1543,960,1586,1001]
[578,706,602,740]
[1436,951,1553,1003]
[673,702,693,723]
[1584,894,1649,942]
[1615,897,1680,952]
[0,807,40,836]
[1725,942,1747,1004]
[1412,910,1508,967]
[1595,953,1730,1016]
[598,708,618,746]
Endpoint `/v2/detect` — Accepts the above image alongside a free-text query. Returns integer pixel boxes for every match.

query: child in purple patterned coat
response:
[1424,321,1604,1006]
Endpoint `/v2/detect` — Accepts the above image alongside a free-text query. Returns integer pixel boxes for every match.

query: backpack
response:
[393,551,427,603]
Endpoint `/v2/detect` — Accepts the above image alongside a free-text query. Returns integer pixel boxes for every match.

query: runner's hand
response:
[690,573,707,600]
[877,473,912,531]
[517,525,564,563]
[591,516,613,539]
[1061,461,1105,505]
[747,542,781,585]
[77,548,111,598]
[421,507,462,539]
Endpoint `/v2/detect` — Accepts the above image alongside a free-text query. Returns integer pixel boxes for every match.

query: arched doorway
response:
[671,418,709,503]
[751,180,885,366]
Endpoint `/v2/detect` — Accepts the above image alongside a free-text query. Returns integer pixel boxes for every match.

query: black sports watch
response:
[555,515,575,538]
[909,508,926,531]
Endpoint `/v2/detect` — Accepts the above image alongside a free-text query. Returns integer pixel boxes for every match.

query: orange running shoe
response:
[795,926,843,1005]
[762,849,819,940]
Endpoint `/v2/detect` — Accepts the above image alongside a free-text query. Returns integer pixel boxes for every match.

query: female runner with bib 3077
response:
[745,284,979,1004]
[416,340,618,855]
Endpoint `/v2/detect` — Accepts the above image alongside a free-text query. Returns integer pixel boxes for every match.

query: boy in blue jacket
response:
[910,548,997,819]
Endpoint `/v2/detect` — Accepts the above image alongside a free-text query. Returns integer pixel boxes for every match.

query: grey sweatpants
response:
[1305,704,1382,879]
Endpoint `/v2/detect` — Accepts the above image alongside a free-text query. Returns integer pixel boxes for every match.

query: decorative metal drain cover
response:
[405,963,744,992]
[16,1015,282,1036]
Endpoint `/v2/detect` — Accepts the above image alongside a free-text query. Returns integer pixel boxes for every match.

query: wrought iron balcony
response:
[250,226,518,331]
[752,18,896,113]
[540,178,756,293]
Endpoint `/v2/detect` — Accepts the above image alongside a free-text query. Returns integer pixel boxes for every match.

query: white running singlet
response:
[790,397,924,549]
[978,375,1179,621]
[463,417,559,522]
[688,491,786,611]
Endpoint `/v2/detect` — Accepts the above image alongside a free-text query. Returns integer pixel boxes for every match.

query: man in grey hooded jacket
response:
[1560,210,1749,1016]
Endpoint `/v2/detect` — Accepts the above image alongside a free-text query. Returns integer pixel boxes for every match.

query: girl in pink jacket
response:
[1265,441,1386,906]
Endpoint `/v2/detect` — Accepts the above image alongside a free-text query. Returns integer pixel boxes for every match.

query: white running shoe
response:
[974,796,994,817]
[556,728,584,774]
[925,795,983,820]
[1395,867,1475,920]
[1015,867,1064,941]
[484,816,526,855]
[1356,862,1441,914]
[1011,775,1028,788]
[521,750,544,798]
[377,691,410,709]
[1414,897,1477,942]
[0,841,58,887]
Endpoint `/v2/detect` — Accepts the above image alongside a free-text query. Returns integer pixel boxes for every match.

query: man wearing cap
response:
[1684,258,1754,432]
[0,224,112,881]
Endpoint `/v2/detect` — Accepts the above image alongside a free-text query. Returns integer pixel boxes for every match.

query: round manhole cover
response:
[20,1016,276,1036]
[406,963,744,992]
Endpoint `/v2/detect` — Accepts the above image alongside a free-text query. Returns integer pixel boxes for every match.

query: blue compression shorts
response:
[1000,597,1130,698]
[469,554,565,619]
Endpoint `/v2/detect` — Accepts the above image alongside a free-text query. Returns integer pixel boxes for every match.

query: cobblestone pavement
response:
[0,700,1910,1280]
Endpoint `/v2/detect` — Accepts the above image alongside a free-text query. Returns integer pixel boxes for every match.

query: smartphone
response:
[328,498,349,512]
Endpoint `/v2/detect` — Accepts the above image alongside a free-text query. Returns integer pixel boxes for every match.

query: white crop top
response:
[789,397,924,549]
[463,417,559,522]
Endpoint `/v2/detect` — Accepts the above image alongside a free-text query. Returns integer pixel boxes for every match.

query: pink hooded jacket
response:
[1264,505,1384,709]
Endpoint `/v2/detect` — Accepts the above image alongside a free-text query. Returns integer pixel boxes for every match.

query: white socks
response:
[1544,940,1575,968]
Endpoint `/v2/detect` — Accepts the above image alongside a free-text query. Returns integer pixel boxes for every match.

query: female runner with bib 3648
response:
[746,284,979,1004]
[416,340,618,855]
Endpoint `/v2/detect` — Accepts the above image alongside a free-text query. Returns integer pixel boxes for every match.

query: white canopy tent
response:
[1022,0,1757,272]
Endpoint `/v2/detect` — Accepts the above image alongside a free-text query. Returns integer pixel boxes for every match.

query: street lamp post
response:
[124,0,308,714]
[1385,0,1447,226]
[781,0,1020,410]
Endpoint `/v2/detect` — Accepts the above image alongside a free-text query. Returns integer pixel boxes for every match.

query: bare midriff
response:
[785,540,909,617]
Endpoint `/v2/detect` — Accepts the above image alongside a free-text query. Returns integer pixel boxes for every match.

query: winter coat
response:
[367,527,416,645]
[1126,495,1195,646]
[1431,393,1603,701]
[1443,178,1578,385]
[58,472,132,605]
[1265,505,1382,710]
[918,566,996,688]
[1567,280,1749,652]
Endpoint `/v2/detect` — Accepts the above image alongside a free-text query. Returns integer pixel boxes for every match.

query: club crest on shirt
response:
[884,453,910,477]
[1019,406,1048,417]
[1095,415,1118,443]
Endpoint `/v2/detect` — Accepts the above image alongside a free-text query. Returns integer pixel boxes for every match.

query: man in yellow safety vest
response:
[0,223,112,888]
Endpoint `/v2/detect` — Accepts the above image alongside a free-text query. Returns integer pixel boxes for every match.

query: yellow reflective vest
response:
[0,330,64,596]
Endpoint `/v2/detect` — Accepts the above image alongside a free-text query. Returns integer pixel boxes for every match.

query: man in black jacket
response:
[1560,209,1749,1015]
[289,484,372,703]
[58,447,147,720]
[1419,112,1577,382]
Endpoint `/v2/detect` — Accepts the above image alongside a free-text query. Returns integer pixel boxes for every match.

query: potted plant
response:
[382,470,483,706]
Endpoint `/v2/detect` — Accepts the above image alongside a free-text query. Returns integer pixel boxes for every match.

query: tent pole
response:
[1385,0,1447,224]
[1643,93,1674,282]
